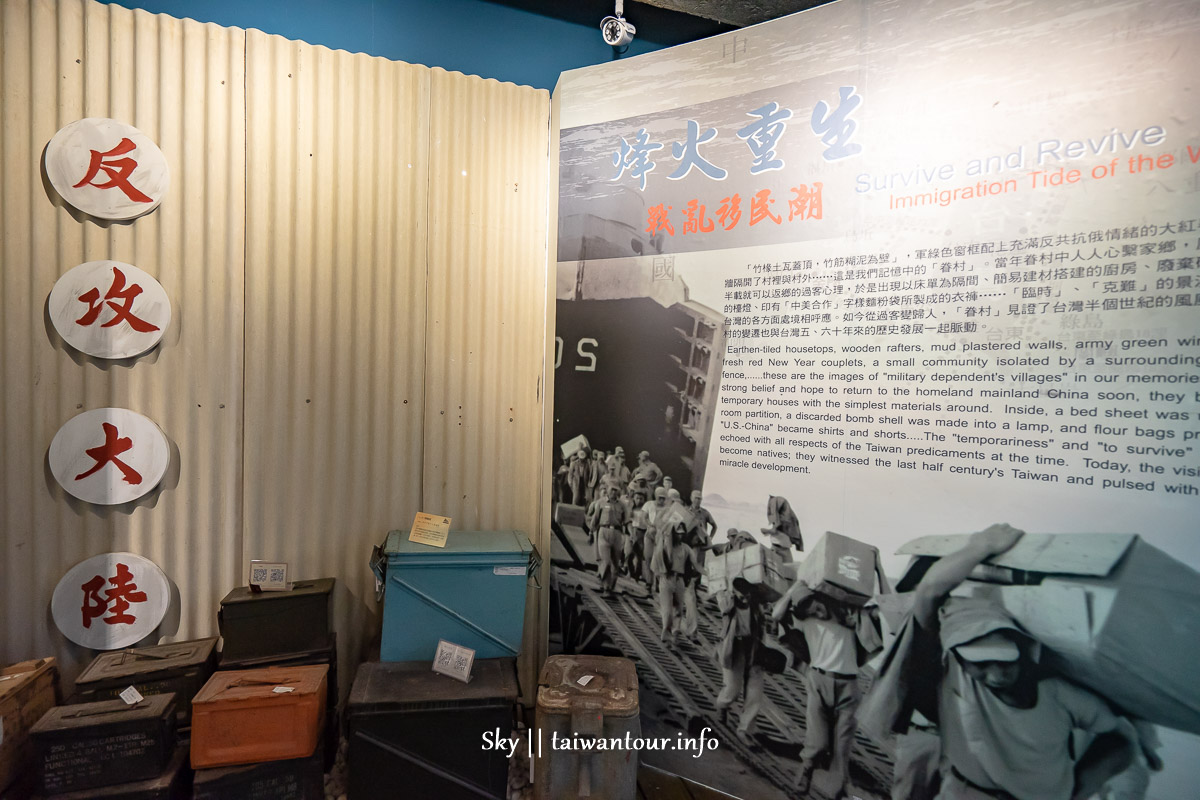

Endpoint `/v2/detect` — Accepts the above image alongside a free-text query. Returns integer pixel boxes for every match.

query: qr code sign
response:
[433,640,475,683]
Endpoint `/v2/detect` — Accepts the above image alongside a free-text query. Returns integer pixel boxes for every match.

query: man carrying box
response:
[860,523,1147,800]
[772,580,881,799]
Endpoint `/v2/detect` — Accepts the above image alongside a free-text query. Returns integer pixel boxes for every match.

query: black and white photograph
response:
[550,0,1200,797]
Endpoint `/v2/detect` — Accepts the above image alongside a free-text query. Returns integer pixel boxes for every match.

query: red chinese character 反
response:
[75,422,143,485]
[75,266,161,333]
[80,563,147,628]
[72,137,154,204]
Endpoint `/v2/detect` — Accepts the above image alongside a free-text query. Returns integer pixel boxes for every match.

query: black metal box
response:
[346,659,518,800]
[71,638,218,726]
[30,693,177,795]
[218,579,334,661]
[192,742,322,800]
[31,744,190,800]
[217,633,339,769]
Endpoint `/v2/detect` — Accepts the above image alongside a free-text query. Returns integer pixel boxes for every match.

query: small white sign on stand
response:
[432,639,475,683]
[249,561,291,592]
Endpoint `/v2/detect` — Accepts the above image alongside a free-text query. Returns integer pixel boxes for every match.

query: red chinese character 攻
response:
[80,563,147,628]
[75,266,161,333]
[75,422,143,485]
[72,137,154,204]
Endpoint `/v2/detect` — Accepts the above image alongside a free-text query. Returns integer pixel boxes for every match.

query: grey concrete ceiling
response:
[636,0,829,28]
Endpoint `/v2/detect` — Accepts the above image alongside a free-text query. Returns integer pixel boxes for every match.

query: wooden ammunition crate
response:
[71,637,218,726]
[0,658,59,794]
[30,693,177,795]
[190,665,327,769]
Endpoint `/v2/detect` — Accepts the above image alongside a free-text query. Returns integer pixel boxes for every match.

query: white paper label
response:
[272,686,295,694]
[576,674,594,686]
[119,686,144,705]
[493,566,525,576]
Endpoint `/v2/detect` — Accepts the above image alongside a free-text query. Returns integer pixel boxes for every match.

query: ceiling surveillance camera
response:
[601,15,636,47]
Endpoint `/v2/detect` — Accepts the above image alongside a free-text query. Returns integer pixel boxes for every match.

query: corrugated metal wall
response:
[1,0,246,681]
[423,66,550,691]
[2,0,551,699]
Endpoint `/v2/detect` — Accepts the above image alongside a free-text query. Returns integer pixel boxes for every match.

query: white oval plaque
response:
[45,118,169,220]
[49,261,171,359]
[51,552,170,650]
[48,408,170,505]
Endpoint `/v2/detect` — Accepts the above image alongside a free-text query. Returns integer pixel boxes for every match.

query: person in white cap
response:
[632,450,663,494]
[606,446,631,485]
[859,524,1144,800]
[566,449,589,506]
[640,486,672,587]
[587,484,628,598]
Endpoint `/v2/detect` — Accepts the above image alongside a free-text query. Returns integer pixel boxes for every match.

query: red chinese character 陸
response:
[72,137,154,204]
[75,422,143,485]
[80,563,147,628]
[75,266,160,333]
[80,575,108,628]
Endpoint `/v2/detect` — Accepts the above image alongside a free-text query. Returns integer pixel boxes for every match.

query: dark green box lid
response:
[219,577,335,606]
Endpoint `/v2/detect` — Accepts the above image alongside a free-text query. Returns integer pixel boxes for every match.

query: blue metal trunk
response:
[378,530,534,662]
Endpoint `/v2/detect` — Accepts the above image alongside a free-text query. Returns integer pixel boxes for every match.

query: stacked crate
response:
[346,659,518,800]
[187,578,337,797]
[191,666,329,800]
[28,693,188,800]
[70,638,219,737]
[0,658,59,798]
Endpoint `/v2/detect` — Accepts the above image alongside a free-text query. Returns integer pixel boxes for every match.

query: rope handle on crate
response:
[61,700,150,719]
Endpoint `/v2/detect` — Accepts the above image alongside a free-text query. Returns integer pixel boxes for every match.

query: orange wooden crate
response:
[190,664,327,768]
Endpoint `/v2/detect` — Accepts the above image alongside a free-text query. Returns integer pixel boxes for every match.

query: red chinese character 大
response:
[75,422,143,485]
[75,266,161,333]
[72,137,154,204]
[80,563,147,628]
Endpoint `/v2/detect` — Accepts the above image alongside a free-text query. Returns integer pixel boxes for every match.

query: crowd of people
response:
[555,445,1164,800]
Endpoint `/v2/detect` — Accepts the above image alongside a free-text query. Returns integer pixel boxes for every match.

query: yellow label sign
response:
[408,512,452,548]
